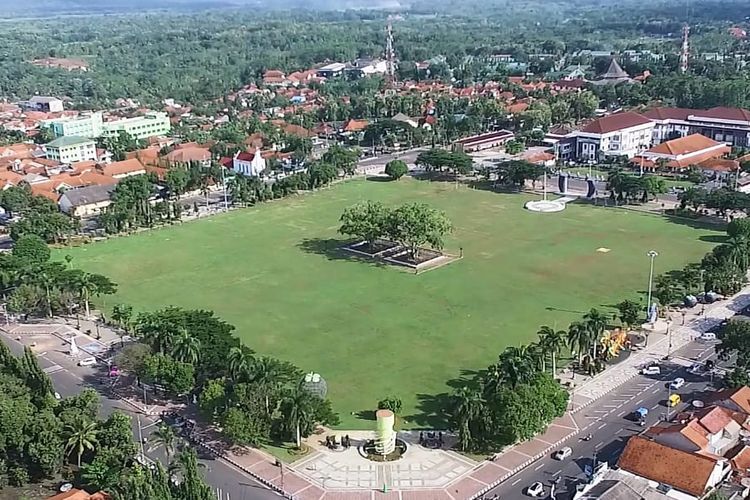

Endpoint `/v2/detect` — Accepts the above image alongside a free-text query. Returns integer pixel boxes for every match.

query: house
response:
[164,146,212,167]
[645,405,744,456]
[644,107,750,148]
[46,487,110,500]
[341,119,369,134]
[59,184,118,217]
[97,158,146,179]
[316,63,346,79]
[45,136,98,163]
[26,96,64,113]
[711,386,750,414]
[617,435,731,499]
[453,130,514,153]
[391,113,418,128]
[560,112,654,161]
[263,70,289,87]
[552,78,588,92]
[636,134,731,171]
[345,59,388,78]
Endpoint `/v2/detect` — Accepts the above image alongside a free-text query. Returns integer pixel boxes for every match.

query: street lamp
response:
[646,250,659,320]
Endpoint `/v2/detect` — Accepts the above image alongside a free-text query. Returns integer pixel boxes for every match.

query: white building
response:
[560,112,654,161]
[230,151,267,177]
[26,96,64,113]
[45,136,98,163]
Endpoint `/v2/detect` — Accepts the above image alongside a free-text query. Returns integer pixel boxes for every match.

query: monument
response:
[375,409,396,456]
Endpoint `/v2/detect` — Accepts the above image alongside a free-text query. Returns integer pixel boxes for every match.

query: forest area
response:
[0,0,747,110]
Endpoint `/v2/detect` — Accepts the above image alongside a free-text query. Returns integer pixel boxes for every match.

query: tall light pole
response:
[646,250,659,321]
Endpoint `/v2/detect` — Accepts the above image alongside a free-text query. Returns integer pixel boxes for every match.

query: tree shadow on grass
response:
[406,369,482,429]
[366,176,394,182]
[699,234,728,243]
[297,238,389,268]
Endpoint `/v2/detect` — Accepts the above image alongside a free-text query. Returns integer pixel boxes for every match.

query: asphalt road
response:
[1,334,281,500]
[481,338,724,500]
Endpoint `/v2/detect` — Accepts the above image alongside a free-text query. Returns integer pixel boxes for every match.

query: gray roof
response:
[600,59,629,79]
[60,184,116,207]
[46,136,95,148]
[29,96,61,103]
[578,480,642,500]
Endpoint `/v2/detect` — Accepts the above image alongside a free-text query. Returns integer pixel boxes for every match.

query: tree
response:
[280,389,317,448]
[111,303,134,333]
[80,456,121,492]
[377,396,403,415]
[538,326,565,375]
[583,308,608,361]
[449,386,485,451]
[338,201,391,249]
[321,145,360,176]
[12,235,50,267]
[724,367,750,389]
[171,329,201,365]
[64,417,98,468]
[616,300,641,329]
[114,343,151,375]
[567,321,589,365]
[505,139,525,155]
[384,159,408,180]
[717,319,750,368]
[150,424,177,458]
[227,346,255,383]
[198,378,227,419]
[386,203,452,260]
[654,275,683,307]
[221,407,269,447]
[141,353,195,396]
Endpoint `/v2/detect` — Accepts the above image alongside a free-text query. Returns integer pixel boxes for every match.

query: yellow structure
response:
[375,409,396,456]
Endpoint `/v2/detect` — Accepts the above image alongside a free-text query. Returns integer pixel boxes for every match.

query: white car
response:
[553,447,572,461]
[670,377,685,389]
[78,357,97,367]
[527,482,545,497]
[699,332,717,342]
[641,365,661,375]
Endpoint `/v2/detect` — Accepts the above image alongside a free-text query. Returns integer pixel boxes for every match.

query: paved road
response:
[1,334,281,500]
[480,338,724,500]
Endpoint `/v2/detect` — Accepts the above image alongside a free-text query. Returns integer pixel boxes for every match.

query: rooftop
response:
[617,436,719,497]
[579,112,652,135]
[647,134,724,156]
[60,184,117,207]
[46,136,95,148]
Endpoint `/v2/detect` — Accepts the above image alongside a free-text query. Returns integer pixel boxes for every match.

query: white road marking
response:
[534,463,545,471]
[595,442,604,449]
[651,404,659,410]
[597,423,607,430]
[651,388,660,394]
[512,478,522,486]
[636,399,644,405]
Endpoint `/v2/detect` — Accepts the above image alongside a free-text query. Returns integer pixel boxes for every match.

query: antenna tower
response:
[679,24,690,74]
[385,17,397,85]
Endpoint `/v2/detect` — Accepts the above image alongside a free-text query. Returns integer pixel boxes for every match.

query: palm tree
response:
[539,326,565,376]
[77,272,97,318]
[151,423,177,458]
[227,346,255,382]
[171,329,201,365]
[252,356,300,414]
[281,389,314,448]
[65,417,99,468]
[497,345,534,388]
[567,321,589,366]
[526,341,545,373]
[584,308,608,360]
[451,386,485,451]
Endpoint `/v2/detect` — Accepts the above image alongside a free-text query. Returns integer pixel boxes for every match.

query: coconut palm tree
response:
[451,386,485,451]
[151,423,177,458]
[280,388,314,448]
[567,321,589,366]
[64,417,99,468]
[227,345,255,382]
[497,345,535,388]
[171,329,201,365]
[539,326,565,376]
[584,308,608,360]
[252,356,300,414]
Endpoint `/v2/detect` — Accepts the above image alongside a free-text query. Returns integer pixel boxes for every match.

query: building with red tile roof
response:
[164,146,212,166]
[617,435,729,498]
[342,119,369,133]
[561,112,654,162]
[645,106,750,148]
[97,158,146,178]
[46,488,110,499]
[637,133,731,170]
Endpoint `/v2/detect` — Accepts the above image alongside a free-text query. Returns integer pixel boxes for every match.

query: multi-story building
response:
[45,136,97,163]
[25,96,64,113]
[45,112,104,139]
[560,112,654,162]
[44,111,170,140]
[101,112,171,140]
[644,107,750,148]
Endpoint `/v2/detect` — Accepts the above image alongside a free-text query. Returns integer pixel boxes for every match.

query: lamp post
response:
[646,250,659,321]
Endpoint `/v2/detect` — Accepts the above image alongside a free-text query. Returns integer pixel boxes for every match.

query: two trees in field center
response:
[339,201,452,259]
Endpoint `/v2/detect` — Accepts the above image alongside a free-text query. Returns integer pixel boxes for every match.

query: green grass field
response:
[59,179,722,428]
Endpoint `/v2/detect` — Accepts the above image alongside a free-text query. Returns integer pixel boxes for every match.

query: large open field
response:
[60,179,722,428]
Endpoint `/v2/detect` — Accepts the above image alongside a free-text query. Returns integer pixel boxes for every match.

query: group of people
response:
[419,431,444,449]
[325,434,352,450]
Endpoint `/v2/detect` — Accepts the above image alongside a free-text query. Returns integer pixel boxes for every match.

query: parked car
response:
[553,447,572,461]
[699,332,717,342]
[689,363,703,374]
[670,377,685,389]
[641,365,661,375]
[527,482,545,497]
[78,357,97,367]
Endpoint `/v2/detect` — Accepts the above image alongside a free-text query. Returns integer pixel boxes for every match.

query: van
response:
[699,332,716,342]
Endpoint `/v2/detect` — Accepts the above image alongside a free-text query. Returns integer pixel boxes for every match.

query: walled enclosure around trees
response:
[60,178,721,428]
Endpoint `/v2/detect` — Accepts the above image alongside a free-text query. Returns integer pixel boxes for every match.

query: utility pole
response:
[646,250,659,325]
[385,16,397,87]
[137,416,145,457]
